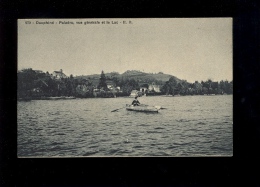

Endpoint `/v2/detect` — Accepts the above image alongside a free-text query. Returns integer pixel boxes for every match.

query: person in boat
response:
[132,96,140,106]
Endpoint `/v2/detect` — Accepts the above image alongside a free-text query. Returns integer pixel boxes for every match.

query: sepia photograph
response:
[18,18,233,157]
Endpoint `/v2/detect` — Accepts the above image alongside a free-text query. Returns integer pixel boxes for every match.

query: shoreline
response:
[18,94,232,101]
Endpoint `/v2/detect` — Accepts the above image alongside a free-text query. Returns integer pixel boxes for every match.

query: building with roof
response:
[52,69,67,79]
[140,87,148,94]
[148,83,161,92]
[129,90,139,97]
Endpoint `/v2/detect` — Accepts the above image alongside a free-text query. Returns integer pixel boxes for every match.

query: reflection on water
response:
[18,95,233,157]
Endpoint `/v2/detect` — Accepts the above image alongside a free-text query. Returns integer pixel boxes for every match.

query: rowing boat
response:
[125,104,161,113]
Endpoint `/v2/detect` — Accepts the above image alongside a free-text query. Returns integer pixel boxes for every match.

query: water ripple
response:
[18,95,233,157]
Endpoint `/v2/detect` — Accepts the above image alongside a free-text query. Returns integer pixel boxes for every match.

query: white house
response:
[52,69,67,79]
[129,90,139,97]
[148,83,161,92]
[140,87,148,93]
[116,86,121,92]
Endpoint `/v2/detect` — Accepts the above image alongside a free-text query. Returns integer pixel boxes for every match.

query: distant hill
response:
[75,70,181,85]
[120,70,180,83]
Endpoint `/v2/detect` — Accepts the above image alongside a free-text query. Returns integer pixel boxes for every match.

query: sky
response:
[18,18,232,82]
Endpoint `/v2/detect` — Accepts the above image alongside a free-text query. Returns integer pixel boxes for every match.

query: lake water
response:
[18,95,233,157]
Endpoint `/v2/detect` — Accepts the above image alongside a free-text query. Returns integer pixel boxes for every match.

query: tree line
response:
[18,69,129,99]
[18,68,232,99]
[160,77,233,96]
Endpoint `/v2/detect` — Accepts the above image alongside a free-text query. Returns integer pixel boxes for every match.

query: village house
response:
[90,78,121,92]
[129,90,139,97]
[148,83,161,92]
[139,87,148,94]
[106,80,115,90]
[116,86,121,92]
[52,69,67,79]
[139,83,149,94]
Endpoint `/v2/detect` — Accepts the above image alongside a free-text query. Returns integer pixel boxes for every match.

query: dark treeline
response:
[18,68,232,99]
[160,77,233,96]
[18,68,82,98]
[18,69,127,99]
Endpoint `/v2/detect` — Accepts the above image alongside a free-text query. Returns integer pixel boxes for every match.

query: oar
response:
[111,107,125,112]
